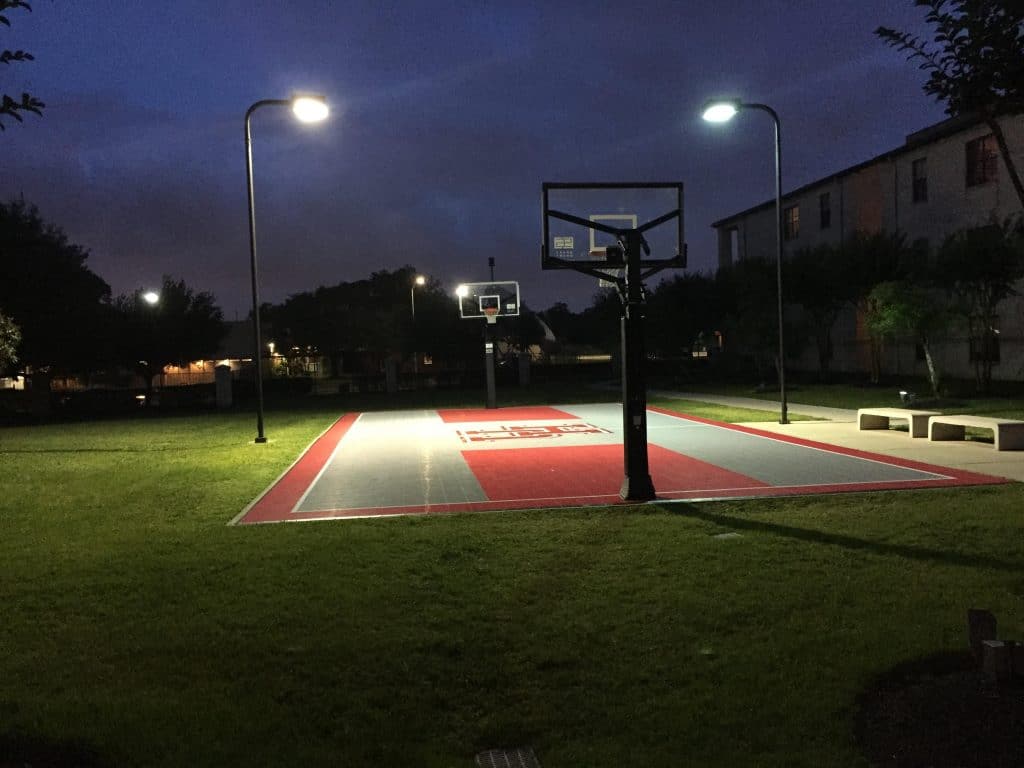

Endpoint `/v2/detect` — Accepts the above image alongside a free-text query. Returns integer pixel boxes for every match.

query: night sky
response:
[2,1,946,319]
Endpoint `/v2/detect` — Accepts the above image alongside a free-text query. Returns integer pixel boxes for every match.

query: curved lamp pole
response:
[702,98,789,424]
[245,95,329,443]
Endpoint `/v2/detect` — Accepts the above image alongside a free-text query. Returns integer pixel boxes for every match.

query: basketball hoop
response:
[484,306,499,324]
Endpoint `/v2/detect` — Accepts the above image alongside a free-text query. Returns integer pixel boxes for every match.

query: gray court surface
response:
[291,404,951,515]
[297,410,489,512]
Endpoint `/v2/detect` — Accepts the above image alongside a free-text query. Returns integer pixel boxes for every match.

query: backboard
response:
[457,281,520,321]
[542,182,685,270]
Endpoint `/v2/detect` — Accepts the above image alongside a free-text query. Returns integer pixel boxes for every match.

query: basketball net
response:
[484,307,498,324]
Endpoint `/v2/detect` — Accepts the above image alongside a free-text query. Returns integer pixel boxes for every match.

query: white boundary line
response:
[227,415,350,526]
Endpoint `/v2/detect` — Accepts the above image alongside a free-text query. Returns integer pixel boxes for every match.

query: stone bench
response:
[857,407,940,438]
[928,414,1024,451]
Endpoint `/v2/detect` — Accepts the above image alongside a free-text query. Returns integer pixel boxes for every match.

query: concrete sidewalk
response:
[653,389,1024,483]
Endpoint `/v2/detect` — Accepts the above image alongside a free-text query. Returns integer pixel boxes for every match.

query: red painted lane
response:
[438,406,579,423]
[646,406,1005,486]
[236,413,359,525]
[462,443,770,500]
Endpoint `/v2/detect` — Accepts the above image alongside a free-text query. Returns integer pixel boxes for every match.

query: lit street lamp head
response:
[455,284,469,298]
[701,99,741,123]
[142,291,160,305]
[415,275,426,286]
[291,95,329,123]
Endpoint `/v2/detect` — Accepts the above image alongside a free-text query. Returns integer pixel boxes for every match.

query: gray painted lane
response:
[642,409,948,486]
[296,410,488,512]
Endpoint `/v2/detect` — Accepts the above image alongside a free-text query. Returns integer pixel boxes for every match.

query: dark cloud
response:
[1,0,942,316]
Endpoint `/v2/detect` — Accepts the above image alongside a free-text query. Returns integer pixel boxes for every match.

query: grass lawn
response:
[1,404,1022,767]
[674,381,1024,420]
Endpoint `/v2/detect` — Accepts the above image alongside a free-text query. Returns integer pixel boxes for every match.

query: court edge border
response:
[228,414,353,526]
[233,405,1009,525]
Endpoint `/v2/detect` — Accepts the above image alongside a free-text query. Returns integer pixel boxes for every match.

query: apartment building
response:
[712,112,1024,381]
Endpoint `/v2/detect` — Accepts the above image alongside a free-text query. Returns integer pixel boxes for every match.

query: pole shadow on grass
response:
[661,504,1022,573]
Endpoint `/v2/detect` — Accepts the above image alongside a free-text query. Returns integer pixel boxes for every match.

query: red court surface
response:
[234,404,1007,525]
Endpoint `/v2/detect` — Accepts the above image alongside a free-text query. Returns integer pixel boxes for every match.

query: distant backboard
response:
[457,281,520,321]
[542,182,685,270]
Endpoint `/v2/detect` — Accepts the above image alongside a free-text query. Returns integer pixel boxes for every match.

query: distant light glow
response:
[142,291,160,305]
[455,284,469,298]
[292,96,329,123]
[415,275,426,286]
[702,101,740,123]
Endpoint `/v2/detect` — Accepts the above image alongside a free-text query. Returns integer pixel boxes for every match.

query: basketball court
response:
[234,404,1006,524]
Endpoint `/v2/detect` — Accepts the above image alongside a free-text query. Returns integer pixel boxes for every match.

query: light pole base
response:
[254,436,268,444]
[620,474,656,502]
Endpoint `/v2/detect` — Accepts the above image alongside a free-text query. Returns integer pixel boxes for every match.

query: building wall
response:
[713,113,1024,382]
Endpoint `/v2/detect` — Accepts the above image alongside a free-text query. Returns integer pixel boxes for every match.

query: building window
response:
[912,157,928,202]
[966,134,998,187]
[784,205,800,240]
[819,192,831,229]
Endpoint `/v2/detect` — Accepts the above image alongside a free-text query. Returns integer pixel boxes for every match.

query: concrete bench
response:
[927,414,1024,451]
[857,407,940,438]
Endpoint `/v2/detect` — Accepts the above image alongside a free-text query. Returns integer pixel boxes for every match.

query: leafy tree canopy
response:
[0,201,111,373]
[0,1,44,130]
[114,276,227,386]
[0,308,20,371]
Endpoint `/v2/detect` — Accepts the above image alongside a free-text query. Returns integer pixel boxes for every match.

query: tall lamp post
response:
[245,94,329,443]
[702,98,789,424]
[410,274,426,378]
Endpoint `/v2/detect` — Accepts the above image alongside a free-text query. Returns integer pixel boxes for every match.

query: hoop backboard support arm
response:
[541,182,685,501]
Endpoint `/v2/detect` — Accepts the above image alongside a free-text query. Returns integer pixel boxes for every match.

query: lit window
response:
[966,135,998,187]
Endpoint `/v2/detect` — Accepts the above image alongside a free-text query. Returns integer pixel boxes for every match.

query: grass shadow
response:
[663,503,1022,572]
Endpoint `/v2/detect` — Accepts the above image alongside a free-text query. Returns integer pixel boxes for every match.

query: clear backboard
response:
[542,182,685,270]
[457,281,520,323]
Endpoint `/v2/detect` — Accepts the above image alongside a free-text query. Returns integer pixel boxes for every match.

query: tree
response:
[495,305,546,364]
[646,273,722,360]
[1,1,45,131]
[866,281,953,397]
[266,267,481,376]
[0,308,19,371]
[785,244,851,379]
[115,277,227,392]
[0,201,112,376]
[935,218,1024,392]
[834,231,921,383]
[876,1,1024,209]
[715,258,805,383]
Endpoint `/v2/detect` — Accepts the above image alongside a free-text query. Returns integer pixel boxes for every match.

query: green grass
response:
[649,396,815,422]
[674,381,1024,419]
[1,407,1022,767]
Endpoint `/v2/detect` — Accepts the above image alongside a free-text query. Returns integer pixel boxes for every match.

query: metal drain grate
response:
[475,746,541,768]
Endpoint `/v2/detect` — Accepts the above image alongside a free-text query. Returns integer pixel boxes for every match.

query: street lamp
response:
[245,94,328,443]
[410,274,426,378]
[142,290,160,306]
[702,97,789,424]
